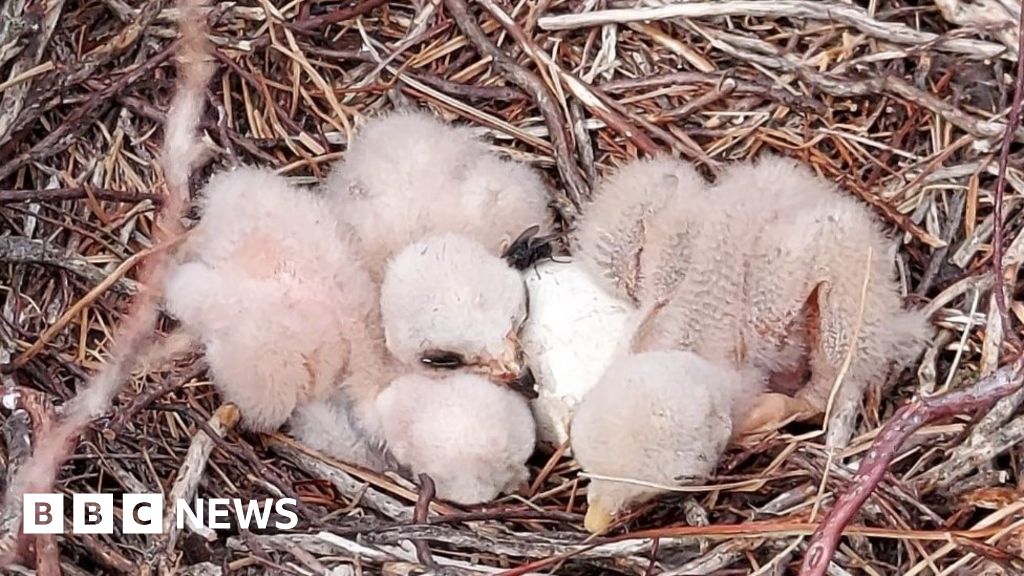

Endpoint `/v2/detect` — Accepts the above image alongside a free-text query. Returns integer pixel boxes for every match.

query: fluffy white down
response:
[376,373,536,505]
[520,259,638,449]
[287,394,387,470]
[163,166,379,432]
[573,156,710,306]
[572,154,932,447]
[570,351,756,516]
[380,233,527,366]
[324,109,552,277]
[706,155,932,445]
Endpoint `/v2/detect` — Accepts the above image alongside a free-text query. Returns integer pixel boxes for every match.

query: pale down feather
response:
[570,351,759,533]
[163,167,385,433]
[564,154,931,531]
[376,373,536,505]
[325,110,552,388]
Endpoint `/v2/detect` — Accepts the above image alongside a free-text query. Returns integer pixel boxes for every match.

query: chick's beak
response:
[487,337,525,383]
[584,503,615,534]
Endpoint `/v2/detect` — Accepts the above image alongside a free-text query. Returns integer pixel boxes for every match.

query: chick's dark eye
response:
[420,350,465,369]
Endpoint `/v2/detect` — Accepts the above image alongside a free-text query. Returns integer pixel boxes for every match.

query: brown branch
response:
[473,0,670,161]
[0,187,163,205]
[990,7,1024,351]
[405,71,526,101]
[412,473,436,568]
[798,359,1024,576]
[0,236,140,295]
[782,16,1023,569]
[292,0,390,30]
[443,0,588,211]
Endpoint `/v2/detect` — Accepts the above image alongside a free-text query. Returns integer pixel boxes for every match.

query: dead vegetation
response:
[1,0,1023,574]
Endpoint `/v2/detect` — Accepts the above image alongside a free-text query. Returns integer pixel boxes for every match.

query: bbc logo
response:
[24,494,163,534]
[23,493,298,534]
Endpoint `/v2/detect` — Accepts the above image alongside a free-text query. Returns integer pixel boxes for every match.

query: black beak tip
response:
[512,367,538,399]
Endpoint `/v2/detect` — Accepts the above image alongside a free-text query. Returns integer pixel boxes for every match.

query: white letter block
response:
[23,494,63,534]
[122,494,164,534]
[72,493,114,534]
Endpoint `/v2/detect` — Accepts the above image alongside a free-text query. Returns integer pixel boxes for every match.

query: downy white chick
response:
[566,156,763,532]
[163,167,384,433]
[325,110,553,279]
[286,391,389,471]
[325,110,552,385]
[376,373,536,505]
[567,155,931,530]
[380,233,529,384]
[573,156,715,308]
[571,351,758,533]
[577,155,930,441]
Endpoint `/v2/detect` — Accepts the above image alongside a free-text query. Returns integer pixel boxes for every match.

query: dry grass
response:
[1,0,1023,574]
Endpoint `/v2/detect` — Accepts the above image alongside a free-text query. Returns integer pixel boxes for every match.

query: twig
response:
[0,236,140,295]
[405,71,526,101]
[12,241,175,368]
[0,388,55,568]
[536,0,1011,60]
[443,0,588,210]
[0,0,213,567]
[989,5,1024,351]
[0,187,163,205]
[0,45,174,182]
[411,473,436,568]
[292,0,390,30]
[798,360,1024,576]
[473,0,671,159]
[34,533,60,576]
[267,435,418,522]
[688,23,1024,144]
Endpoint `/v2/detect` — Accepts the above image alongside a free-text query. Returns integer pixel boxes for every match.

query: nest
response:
[1,0,1023,574]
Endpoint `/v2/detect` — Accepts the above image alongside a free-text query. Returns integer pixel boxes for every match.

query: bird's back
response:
[325,110,552,274]
[709,156,930,405]
[574,156,711,306]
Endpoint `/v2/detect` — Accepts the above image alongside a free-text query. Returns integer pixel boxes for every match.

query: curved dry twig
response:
[798,360,1024,575]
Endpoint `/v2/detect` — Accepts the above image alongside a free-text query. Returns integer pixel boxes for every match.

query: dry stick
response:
[443,0,588,210]
[0,388,55,569]
[990,7,1024,352]
[0,45,175,183]
[0,236,139,296]
[13,242,176,368]
[23,396,59,576]
[155,404,241,557]
[412,474,437,568]
[34,533,60,576]
[0,188,163,204]
[797,361,1024,575]
[535,0,1009,59]
[292,0,390,30]
[0,0,213,567]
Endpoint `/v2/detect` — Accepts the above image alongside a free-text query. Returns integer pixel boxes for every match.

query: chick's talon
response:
[738,392,819,435]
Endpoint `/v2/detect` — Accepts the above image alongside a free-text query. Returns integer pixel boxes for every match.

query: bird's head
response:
[381,233,533,388]
[570,351,741,533]
[376,373,536,505]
